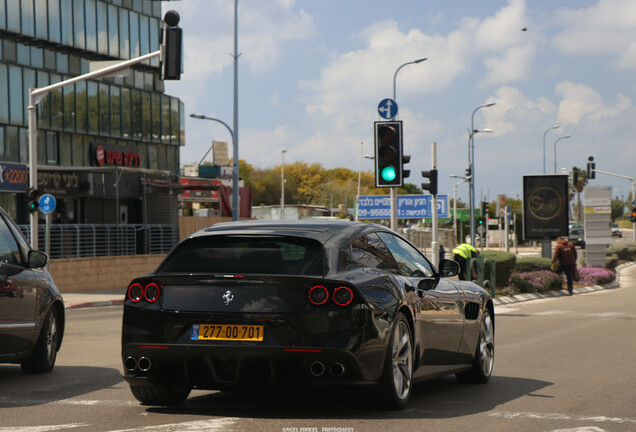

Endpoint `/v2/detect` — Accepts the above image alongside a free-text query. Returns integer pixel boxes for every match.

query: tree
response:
[571,166,588,221]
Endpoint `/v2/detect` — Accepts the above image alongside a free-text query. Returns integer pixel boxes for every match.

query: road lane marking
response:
[0,424,88,432]
[108,418,239,432]
[489,411,636,425]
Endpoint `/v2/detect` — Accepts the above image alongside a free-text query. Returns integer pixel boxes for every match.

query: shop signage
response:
[0,162,28,193]
[92,143,141,167]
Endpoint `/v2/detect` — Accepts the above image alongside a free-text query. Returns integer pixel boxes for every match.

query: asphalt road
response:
[1,265,635,431]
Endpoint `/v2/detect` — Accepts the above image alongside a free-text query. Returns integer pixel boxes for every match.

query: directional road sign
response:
[39,194,56,214]
[377,98,398,120]
[358,194,448,219]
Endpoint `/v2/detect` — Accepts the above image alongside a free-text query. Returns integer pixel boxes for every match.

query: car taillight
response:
[144,283,160,303]
[128,282,161,303]
[308,285,329,305]
[308,285,354,306]
[127,283,144,303]
[333,286,353,306]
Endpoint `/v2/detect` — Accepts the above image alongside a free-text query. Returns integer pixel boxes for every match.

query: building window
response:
[35,0,48,40]
[8,66,23,125]
[48,0,61,43]
[46,132,58,164]
[73,0,86,50]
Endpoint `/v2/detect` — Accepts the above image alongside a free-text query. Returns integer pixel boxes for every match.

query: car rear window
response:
[157,235,325,276]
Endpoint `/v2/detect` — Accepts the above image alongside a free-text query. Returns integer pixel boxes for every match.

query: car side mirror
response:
[438,259,460,277]
[28,250,48,268]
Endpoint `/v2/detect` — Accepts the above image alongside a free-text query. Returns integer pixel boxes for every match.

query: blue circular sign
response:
[38,194,56,215]
[377,98,398,119]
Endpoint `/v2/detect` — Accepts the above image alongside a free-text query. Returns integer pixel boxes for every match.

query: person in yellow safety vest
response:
[452,243,479,280]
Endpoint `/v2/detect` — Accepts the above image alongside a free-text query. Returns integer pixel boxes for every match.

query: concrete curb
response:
[65,299,124,310]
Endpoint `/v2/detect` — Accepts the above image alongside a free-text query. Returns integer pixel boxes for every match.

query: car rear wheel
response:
[129,384,191,406]
[21,307,60,374]
[379,312,413,410]
[456,308,494,383]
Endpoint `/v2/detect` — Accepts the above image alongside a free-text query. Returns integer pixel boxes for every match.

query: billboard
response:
[523,175,569,240]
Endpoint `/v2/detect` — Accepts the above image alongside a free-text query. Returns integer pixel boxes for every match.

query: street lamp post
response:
[468,102,495,246]
[280,149,286,220]
[543,125,559,174]
[450,175,471,245]
[390,57,427,231]
[190,113,237,219]
[356,142,363,221]
[553,134,571,174]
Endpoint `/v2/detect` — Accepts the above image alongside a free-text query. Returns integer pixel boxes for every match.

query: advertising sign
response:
[358,195,448,220]
[522,175,569,239]
[0,162,28,193]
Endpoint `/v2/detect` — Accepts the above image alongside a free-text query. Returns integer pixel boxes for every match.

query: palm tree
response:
[572,167,588,221]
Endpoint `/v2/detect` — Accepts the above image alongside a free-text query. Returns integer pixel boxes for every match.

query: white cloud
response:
[553,0,636,70]
[555,81,632,125]
[169,0,316,80]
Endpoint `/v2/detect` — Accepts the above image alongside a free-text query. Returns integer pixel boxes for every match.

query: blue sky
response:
[164,0,636,203]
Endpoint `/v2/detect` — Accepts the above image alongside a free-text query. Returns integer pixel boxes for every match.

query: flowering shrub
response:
[508,270,563,294]
[577,267,615,286]
[500,267,617,297]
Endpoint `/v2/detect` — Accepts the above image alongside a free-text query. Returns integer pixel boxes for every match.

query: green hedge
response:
[514,257,553,273]
[606,242,636,261]
[481,250,516,287]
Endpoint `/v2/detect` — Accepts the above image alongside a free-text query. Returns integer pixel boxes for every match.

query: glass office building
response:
[0,0,184,225]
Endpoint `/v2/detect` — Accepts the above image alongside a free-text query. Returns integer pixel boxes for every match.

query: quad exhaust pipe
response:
[125,356,152,372]
[309,361,345,377]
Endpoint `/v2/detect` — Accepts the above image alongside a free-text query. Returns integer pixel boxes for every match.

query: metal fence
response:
[18,224,179,259]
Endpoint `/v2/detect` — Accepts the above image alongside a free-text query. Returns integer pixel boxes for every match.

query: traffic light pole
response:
[28,50,161,249]
[430,142,439,266]
[592,168,636,242]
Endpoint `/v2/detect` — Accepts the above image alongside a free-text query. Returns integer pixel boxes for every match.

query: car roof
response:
[189,219,390,244]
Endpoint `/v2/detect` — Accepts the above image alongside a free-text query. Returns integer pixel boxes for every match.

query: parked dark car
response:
[0,208,64,373]
[122,220,494,409]
[567,227,586,248]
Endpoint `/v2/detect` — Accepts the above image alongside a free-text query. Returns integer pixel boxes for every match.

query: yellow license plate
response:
[192,324,264,341]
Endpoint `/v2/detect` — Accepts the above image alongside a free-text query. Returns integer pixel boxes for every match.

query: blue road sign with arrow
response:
[378,98,398,119]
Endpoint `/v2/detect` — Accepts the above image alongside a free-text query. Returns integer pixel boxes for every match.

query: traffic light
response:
[421,169,438,195]
[161,10,182,80]
[587,156,595,179]
[374,121,404,187]
[27,188,40,213]
[481,201,489,218]
[465,167,471,178]
[631,207,636,223]
[402,154,411,180]
[572,169,579,186]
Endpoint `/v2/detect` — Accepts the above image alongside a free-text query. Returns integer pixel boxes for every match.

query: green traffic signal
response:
[380,166,397,182]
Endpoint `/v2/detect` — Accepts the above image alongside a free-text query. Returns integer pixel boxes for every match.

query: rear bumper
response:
[122,343,378,390]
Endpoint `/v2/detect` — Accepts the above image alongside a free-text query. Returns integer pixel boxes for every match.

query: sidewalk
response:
[62,262,635,310]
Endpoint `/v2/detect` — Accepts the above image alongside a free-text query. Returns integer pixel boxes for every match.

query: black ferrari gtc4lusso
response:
[122,220,494,409]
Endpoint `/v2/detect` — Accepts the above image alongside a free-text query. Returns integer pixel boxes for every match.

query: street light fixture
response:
[543,124,559,174]
[553,134,571,174]
[468,103,495,246]
[389,57,427,231]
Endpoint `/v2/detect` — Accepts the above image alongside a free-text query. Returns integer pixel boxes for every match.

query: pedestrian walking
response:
[552,236,578,295]
[452,243,478,280]
[439,244,446,260]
